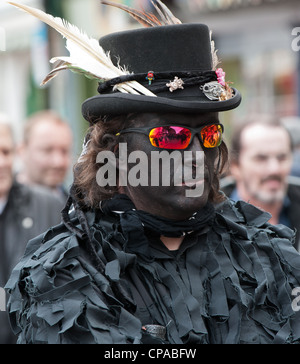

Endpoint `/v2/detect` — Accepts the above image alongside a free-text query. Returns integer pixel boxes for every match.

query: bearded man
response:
[222,115,300,250]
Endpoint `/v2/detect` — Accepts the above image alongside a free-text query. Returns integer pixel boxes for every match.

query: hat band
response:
[97,70,217,95]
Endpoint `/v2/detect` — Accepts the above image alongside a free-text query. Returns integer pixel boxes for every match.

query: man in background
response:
[17,110,73,202]
[221,114,300,250]
[0,115,65,343]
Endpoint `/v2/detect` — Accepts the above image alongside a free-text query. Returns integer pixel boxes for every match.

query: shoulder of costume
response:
[214,197,296,242]
[5,207,128,294]
[5,219,81,291]
[215,197,271,226]
[5,209,140,343]
[7,209,106,278]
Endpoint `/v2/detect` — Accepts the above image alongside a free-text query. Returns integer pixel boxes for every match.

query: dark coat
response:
[0,181,64,344]
[6,198,300,344]
[221,176,300,251]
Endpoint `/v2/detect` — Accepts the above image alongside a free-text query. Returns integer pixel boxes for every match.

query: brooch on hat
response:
[201,68,232,101]
[166,76,184,92]
[146,71,155,85]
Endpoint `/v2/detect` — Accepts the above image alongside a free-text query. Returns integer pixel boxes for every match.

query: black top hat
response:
[82,23,241,121]
[9,1,241,123]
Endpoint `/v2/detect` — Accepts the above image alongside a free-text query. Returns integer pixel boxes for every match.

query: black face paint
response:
[117,112,220,220]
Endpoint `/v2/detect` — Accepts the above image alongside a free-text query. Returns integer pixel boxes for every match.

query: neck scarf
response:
[101,194,215,260]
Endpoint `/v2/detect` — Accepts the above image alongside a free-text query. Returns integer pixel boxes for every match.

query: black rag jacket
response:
[5,198,300,344]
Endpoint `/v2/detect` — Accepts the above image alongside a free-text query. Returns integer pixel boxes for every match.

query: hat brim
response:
[82,88,242,122]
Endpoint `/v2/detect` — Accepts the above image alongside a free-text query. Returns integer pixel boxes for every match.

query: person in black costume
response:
[6,1,300,344]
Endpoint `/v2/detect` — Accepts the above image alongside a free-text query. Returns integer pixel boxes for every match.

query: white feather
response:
[210,31,219,71]
[8,1,155,96]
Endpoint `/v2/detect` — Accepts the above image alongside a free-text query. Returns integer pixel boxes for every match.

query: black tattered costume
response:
[6,195,300,344]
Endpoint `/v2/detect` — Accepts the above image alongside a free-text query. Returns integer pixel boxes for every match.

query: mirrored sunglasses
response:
[116,123,223,150]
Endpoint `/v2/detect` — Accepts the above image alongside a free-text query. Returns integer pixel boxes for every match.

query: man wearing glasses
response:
[6,0,300,344]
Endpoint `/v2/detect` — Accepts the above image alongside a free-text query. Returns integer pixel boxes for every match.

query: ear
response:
[113,143,119,153]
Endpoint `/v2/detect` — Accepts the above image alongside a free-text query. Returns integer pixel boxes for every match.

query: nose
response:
[50,150,69,168]
[189,133,204,152]
[266,157,282,174]
[185,134,205,174]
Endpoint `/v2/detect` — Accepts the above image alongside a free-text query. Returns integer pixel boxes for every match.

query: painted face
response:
[117,112,220,220]
[0,124,14,199]
[231,123,293,205]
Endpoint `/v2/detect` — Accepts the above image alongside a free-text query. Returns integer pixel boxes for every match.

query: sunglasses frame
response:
[116,123,224,150]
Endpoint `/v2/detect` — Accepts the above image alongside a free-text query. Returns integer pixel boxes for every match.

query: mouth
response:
[261,176,284,189]
[183,177,205,187]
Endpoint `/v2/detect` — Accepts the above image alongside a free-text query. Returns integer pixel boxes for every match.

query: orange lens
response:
[149,126,191,149]
[201,124,222,148]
